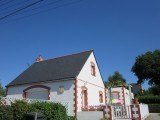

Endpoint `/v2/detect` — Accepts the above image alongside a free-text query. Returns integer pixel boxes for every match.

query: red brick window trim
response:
[23,85,51,100]
[91,61,96,76]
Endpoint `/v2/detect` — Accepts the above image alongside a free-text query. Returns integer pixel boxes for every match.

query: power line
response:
[6,0,63,17]
[0,0,30,13]
[0,0,83,24]
[0,0,44,21]
[0,0,32,16]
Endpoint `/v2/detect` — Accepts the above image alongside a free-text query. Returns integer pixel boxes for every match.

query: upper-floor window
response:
[91,61,96,76]
[112,93,119,99]
[111,91,119,99]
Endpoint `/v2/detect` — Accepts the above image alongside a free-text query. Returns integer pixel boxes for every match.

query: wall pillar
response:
[74,79,78,117]
[103,105,112,120]
[130,104,141,120]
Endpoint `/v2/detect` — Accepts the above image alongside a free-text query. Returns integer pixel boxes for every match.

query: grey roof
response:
[130,83,143,94]
[7,50,93,87]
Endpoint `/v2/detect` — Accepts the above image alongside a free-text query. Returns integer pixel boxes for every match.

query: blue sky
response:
[0,0,160,89]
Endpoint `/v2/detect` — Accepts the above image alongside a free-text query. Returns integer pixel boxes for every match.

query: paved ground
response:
[77,112,160,120]
[77,111,103,120]
[146,113,160,120]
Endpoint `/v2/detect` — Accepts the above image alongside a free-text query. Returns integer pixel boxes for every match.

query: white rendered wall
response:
[77,52,105,111]
[124,88,132,105]
[7,80,74,115]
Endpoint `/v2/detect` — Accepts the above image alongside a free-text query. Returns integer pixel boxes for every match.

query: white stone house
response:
[6,50,105,116]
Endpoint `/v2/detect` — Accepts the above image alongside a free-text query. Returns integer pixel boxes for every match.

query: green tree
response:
[0,83,5,96]
[148,85,160,96]
[141,89,151,96]
[131,50,160,87]
[105,71,126,88]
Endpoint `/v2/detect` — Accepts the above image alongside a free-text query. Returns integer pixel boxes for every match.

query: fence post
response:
[103,106,106,119]
[103,105,112,120]
[130,104,141,120]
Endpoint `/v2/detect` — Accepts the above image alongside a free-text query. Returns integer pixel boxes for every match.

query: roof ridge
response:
[39,50,93,62]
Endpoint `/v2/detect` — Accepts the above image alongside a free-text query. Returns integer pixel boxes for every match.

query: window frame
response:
[91,61,96,76]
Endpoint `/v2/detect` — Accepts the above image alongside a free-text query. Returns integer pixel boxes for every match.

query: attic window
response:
[91,62,96,76]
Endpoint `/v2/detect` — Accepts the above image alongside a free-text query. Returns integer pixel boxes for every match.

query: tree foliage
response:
[148,85,160,96]
[105,71,126,88]
[132,50,160,87]
[0,84,5,96]
[136,85,160,96]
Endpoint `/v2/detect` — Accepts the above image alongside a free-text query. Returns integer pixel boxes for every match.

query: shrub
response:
[138,95,160,104]
[1,100,71,120]
[148,104,160,113]
[11,100,30,120]
[67,116,77,120]
[30,101,68,120]
[0,105,13,120]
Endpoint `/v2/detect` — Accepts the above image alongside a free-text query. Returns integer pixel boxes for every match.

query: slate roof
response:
[130,83,143,94]
[7,50,93,87]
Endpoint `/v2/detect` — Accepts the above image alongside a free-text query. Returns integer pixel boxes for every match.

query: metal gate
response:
[112,105,132,120]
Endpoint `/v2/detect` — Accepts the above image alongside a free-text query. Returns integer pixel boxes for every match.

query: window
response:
[91,62,96,76]
[112,94,119,99]
[111,91,119,99]
[99,91,103,103]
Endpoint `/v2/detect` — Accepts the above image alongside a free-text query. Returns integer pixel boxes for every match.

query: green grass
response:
[100,117,109,120]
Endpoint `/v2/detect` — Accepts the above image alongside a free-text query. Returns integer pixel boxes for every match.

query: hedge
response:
[67,116,77,120]
[11,100,30,120]
[30,101,68,120]
[148,104,160,113]
[0,105,13,120]
[138,95,160,104]
[0,100,76,120]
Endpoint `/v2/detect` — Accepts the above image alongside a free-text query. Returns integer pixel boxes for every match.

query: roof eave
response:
[6,77,76,87]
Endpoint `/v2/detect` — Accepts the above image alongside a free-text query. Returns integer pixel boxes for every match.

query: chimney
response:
[36,55,43,62]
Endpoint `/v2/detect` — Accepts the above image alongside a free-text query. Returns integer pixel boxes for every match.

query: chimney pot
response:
[36,55,43,62]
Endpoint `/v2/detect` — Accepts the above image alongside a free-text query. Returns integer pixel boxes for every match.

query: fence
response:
[139,104,149,120]
[112,105,132,119]
[0,97,71,115]
[103,104,149,120]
